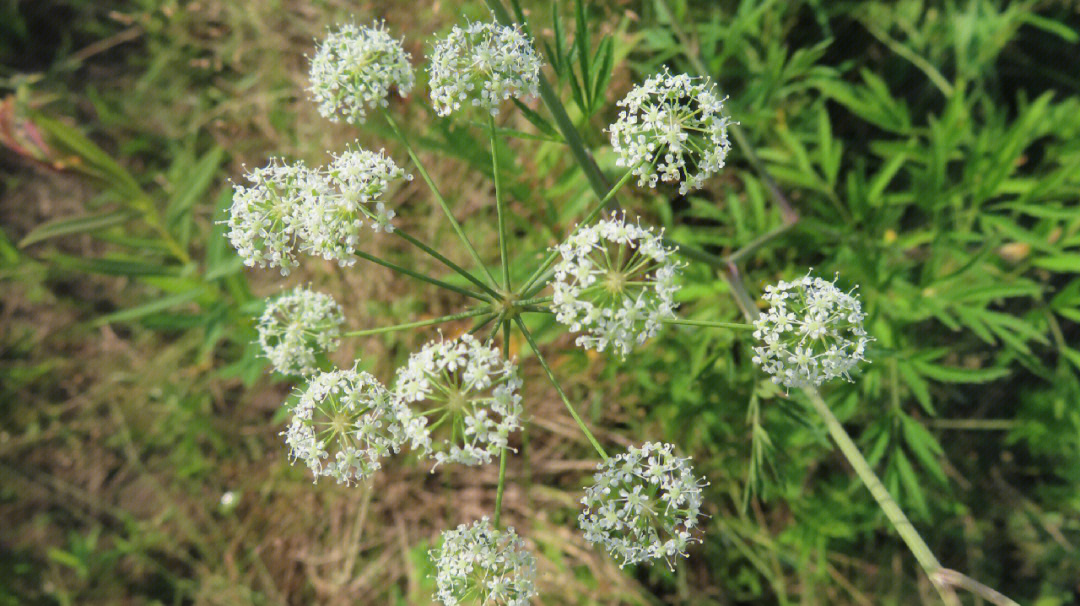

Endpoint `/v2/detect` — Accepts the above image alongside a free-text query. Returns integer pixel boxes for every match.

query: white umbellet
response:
[551,213,681,358]
[609,67,732,195]
[297,145,410,266]
[393,333,522,468]
[256,286,344,376]
[430,517,537,606]
[308,21,415,125]
[428,20,541,117]
[751,272,872,388]
[282,364,411,485]
[227,159,322,275]
[579,442,706,568]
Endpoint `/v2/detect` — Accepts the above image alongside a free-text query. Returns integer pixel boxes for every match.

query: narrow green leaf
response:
[93,288,204,326]
[47,253,179,277]
[911,361,1009,384]
[18,210,137,248]
[166,145,225,226]
[1033,254,1080,273]
[30,113,142,197]
[510,99,560,138]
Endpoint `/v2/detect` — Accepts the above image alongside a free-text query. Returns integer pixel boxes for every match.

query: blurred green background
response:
[2,0,1080,604]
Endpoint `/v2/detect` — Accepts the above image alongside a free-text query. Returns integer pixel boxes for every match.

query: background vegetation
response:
[2,0,1079,604]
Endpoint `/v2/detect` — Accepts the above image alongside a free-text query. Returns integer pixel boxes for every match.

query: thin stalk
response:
[490,115,511,292]
[518,167,638,296]
[493,320,511,528]
[493,446,509,528]
[514,316,607,459]
[662,318,754,330]
[345,307,493,337]
[515,295,552,307]
[803,388,959,606]
[353,248,486,301]
[725,221,798,266]
[394,228,500,299]
[382,110,499,289]
[469,312,499,335]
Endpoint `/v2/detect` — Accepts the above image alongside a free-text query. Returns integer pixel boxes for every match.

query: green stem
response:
[353,248,486,301]
[394,228,499,299]
[514,316,607,460]
[490,115,511,293]
[382,110,499,289]
[662,318,755,330]
[344,307,493,337]
[493,446,509,528]
[515,295,552,307]
[803,388,959,606]
[493,320,511,528]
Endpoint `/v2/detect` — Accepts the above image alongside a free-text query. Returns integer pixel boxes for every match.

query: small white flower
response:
[297,145,411,266]
[609,67,733,195]
[282,364,411,485]
[219,491,236,508]
[257,286,345,376]
[751,272,873,388]
[579,442,706,568]
[428,19,541,117]
[430,517,537,606]
[550,213,682,358]
[308,21,415,125]
[393,334,522,468]
[227,159,322,275]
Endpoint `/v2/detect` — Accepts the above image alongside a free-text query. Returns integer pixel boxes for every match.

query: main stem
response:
[382,109,499,289]
[803,389,958,605]
[514,317,608,460]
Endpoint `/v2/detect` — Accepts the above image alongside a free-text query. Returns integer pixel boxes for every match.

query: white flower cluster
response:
[257,286,344,376]
[228,148,408,272]
[551,214,681,358]
[609,68,732,195]
[394,334,522,467]
[227,160,321,274]
[299,147,410,265]
[308,21,415,124]
[579,442,706,568]
[429,20,541,117]
[430,517,537,606]
[282,364,414,485]
[751,273,872,389]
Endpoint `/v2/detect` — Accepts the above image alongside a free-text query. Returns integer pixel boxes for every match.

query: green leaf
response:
[30,113,143,198]
[93,288,204,326]
[893,451,929,518]
[166,145,226,227]
[900,414,947,485]
[897,361,936,415]
[47,253,179,277]
[911,361,1010,384]
[18,210,137,248]
[1033,254,1080,273]
[510,99,560,138]
[590,36,615,112]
